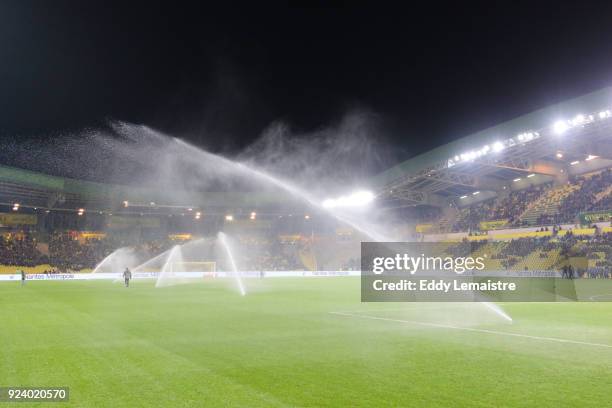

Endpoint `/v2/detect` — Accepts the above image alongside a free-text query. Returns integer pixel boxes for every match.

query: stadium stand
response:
[552,169,612,223]
[0,233,47,267]
[443,232,611,277]
[0,230,308,273]
[450,170,611,232]
[518,183,579,226]
[452,185,548,231]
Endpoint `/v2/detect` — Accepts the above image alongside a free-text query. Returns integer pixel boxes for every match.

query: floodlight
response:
[472,191,480,195]
[556,152,563,158]
[570,161,580,166]
[460,195,468,199]
[527,174,535,178]
[553,120,568,135]
[572,114,585,125]
[492,142,504,152]
[225,215,234,221]
[586,155,598,161]
[513,178,521,182]
[322,199,335,208]
[321,190,374,209]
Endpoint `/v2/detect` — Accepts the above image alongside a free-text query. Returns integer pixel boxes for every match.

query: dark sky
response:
[2,1,612,163]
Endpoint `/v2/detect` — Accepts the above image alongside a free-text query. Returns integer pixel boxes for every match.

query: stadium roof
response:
[373,86,612,207]
[0,164,299,214]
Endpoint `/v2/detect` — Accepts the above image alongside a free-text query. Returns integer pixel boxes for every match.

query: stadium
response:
[2,84,612,406]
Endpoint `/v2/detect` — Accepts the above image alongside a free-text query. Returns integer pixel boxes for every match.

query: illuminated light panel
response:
[570,161,580,166]
[527,174,535,178]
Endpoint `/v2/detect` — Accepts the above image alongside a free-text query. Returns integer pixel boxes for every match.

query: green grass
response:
[1,278,612,407]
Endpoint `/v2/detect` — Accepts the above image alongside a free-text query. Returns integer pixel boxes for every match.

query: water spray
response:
[218,232,246,296]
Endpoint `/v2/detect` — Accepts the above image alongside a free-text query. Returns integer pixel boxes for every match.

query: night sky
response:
[3,1,612,163]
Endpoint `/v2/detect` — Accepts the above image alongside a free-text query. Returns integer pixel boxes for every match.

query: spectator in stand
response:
[555,169,612,224]
[452,184,548,232]
[0,233,47,267]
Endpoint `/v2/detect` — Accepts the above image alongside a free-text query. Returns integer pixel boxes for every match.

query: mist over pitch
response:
[0,112,400,240]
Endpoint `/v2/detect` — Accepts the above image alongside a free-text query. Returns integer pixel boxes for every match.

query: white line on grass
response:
[329,311,612,349]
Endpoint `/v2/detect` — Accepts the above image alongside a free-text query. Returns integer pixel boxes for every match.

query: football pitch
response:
[1,278,612,407]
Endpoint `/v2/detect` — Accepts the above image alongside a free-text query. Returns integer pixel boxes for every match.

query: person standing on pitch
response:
[20,269,26,286]
[123,267,132,288]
